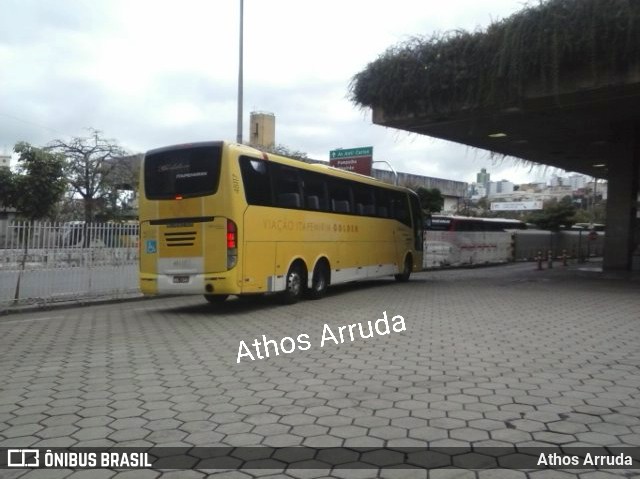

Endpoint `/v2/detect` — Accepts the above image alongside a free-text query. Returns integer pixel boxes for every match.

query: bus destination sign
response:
[329,147,373,175]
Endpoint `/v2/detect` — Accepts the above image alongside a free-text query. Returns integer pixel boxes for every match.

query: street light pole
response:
[373,160,398,185]
[236,0,244,144]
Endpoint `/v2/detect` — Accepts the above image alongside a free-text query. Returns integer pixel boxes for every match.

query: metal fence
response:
[0,221,608,308]
[0,221,139,310]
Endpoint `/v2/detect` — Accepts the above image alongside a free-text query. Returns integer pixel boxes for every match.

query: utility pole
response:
[236,0,244,144]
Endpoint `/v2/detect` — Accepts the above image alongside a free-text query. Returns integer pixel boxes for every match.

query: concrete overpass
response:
[351,0,640,271]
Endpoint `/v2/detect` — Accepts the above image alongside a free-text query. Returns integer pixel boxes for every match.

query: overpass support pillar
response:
[603,133,639,271]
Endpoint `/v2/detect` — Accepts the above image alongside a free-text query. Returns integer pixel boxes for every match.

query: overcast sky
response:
[1,0,565,185]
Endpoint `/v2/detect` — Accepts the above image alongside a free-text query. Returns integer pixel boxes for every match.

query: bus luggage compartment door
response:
[156,218,228,275]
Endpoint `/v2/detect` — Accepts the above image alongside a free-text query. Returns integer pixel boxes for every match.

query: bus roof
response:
[144,140,417,195]
[145,140,224,156]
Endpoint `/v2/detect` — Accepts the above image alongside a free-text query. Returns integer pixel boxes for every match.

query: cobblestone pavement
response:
[1,262,639,478]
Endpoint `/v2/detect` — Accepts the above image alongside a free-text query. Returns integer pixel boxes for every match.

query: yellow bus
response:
[139,141,423,304]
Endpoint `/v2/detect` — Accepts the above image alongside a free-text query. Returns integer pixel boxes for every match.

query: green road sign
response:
[329,147,373,159]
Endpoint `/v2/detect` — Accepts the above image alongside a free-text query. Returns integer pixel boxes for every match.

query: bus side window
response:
[353,185,375,217]
[391,191,411,226]
[376,189,390,218]
[306,196,320,210]
[239,156,271,206]
[457,221,472,232]
[328,178,352,214]
[277,193,302,208]
[300,170,329,211]
[272,164,302,209]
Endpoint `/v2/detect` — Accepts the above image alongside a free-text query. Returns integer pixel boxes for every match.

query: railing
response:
[0,221,139,310]
[0,221,608,308]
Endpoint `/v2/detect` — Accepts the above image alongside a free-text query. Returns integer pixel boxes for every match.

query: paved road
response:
[1,262,639,478]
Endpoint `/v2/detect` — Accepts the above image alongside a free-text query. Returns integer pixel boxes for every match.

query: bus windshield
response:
[144,144,222,200]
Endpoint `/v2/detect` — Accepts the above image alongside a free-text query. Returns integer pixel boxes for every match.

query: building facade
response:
[249,112,275,149]
[371,169,467,213]
[476,168,490,189]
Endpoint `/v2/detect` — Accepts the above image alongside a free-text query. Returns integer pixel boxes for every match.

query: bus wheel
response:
[282,263,305,304]
[395,256,412,282]
[204,294,229,304]
[307,262,329,300]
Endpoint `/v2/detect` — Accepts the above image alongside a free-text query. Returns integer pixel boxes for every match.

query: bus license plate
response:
[173,275,189,284]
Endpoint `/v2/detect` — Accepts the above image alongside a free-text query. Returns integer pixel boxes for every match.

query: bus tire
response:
[307,261,329,300]
[395,256,412,282]
[281,262,305,304]
[204,294,229,304]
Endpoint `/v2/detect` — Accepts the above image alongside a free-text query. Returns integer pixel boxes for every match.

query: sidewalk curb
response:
[0,293,158,316]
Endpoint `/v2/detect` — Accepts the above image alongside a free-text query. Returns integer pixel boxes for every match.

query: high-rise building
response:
[249,112,275,149]
[488,179,514,196]
[476,168,490,188]
[0,154,10,169]
[550,174,564,187]
[567,174,587,190]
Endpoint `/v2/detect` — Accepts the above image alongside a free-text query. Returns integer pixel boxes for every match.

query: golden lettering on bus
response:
[260,219,362,233]
[263,219,340,232]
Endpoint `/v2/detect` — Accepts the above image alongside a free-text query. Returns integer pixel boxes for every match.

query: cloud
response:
[0,0,555,185]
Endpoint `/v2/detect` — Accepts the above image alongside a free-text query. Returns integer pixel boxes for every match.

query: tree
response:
[415,187,444,213]
[476,197,490,214]
[96,154,140,221]
[48,129,127,223]
[8,143,66,302]
[11,142,66,220]
[0,166,16,210]
[526,196,577,231]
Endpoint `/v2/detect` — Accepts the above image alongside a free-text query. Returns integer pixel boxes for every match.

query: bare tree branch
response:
[47,128,130,222]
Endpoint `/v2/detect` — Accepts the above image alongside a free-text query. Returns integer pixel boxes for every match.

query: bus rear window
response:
[144,145,222,199]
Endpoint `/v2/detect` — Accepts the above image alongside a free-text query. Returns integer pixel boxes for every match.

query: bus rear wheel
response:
[306,262,329,300]
[204,294,229,304]
[281,263,305,304]
[395,256,412,282]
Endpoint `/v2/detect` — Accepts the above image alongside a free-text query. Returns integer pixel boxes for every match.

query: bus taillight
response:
[227,219,238,269]
[227,220,237,249]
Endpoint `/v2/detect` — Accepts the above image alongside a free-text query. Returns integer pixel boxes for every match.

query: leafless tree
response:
[48,128,128,223]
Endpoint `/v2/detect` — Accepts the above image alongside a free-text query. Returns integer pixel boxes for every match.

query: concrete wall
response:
[371,169,467,197]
